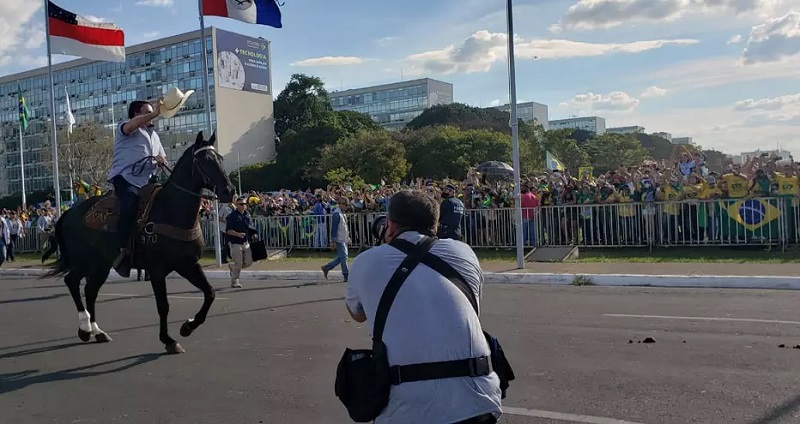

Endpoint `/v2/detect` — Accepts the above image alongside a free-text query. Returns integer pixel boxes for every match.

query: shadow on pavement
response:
[0,342,86,361]
[0,296,344,353]
[0,353,163,395]
[0,293,68,305]
[750,395,800,424]
[95,281,339,304]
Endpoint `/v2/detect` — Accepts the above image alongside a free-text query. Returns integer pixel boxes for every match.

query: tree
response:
[398,126,511,180]
[317,130,408,184]
[406,102,535,134]
[634,133,675,162]
[581,134,650,173]
[273,73,334,138]
[542,130,590,172]
[42,121,114,186]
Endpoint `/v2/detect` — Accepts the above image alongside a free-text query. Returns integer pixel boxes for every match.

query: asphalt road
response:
[2,276,800,424]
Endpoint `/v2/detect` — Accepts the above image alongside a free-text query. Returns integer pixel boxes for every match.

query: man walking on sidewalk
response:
[226,197,256,288]
[322,197,350,282]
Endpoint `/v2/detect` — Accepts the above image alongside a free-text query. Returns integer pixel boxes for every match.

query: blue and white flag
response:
[202,0,283,28]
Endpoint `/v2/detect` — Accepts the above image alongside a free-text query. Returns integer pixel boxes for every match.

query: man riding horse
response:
[109,99,168,278]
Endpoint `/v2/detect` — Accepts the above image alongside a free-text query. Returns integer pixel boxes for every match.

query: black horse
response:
[43,131,235,354]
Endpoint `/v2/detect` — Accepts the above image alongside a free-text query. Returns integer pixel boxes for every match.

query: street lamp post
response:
[506,0,525,269]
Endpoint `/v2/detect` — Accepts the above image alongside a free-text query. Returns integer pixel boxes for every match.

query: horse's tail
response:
[41,209,72,279]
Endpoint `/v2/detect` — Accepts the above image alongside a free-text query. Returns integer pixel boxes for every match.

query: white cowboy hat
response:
[159,87,195,119]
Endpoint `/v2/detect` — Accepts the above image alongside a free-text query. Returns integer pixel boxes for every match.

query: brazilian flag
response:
[18,85,29,130]
[718,198,782,240]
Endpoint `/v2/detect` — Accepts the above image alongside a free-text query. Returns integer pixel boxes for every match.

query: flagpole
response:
[65,87,74,203]
[506,0,525,269]
[18,121,27,210]
[237,146,242,195]
[44,0,63,217]
[198,0,222,267]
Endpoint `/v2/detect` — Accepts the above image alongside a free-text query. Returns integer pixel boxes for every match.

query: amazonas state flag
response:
[723,198,780,232]
[202,0,283,28]
[48,1,126,63]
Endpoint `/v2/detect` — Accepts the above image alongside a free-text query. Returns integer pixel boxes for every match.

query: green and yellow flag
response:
[17,85,29,131]
[718,198,781,239]
[546,151,565,172]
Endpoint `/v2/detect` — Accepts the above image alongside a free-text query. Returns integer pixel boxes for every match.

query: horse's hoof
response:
[165,342,185,354]
[94,332,113,343]
[179,320,194,337]
[78,329,92,342]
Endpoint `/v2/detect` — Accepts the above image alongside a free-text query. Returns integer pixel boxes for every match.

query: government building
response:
[0,27,276,199]
[328,78,453,130]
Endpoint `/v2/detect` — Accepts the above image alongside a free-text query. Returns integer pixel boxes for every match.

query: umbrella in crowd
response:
[477,161,514,177]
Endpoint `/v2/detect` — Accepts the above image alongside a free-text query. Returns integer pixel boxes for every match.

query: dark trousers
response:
[112,175,140,249]
[6,234,17,260]
[455,413,497,424]
[220,232,230,262]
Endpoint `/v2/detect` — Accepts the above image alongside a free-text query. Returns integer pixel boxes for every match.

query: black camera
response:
[371,215,389,245]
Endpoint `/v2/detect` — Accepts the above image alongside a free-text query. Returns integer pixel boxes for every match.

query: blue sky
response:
[0,0,799,155]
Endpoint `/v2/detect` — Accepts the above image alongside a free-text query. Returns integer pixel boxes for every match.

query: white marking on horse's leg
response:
[90,322,105,336]
[78,311,91,332]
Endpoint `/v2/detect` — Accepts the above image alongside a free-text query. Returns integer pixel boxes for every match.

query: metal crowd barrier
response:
[11,197,797,254]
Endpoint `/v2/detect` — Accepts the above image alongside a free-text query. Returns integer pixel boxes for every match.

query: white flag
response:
[65,87,75,134]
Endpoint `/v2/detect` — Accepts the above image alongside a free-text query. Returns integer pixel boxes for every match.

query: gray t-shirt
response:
[346,231,502,424]
[108,122,166,188]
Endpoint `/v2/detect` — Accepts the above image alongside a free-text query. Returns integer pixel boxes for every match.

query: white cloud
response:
[640,86,667,98]
[727,34,743,44]
[560,91,640,113]
[405,30,697,75]
[143,31,161,39]
[134,0,174,6]
[84,15,107,23]
[489,99,502,107]
[649,55,800,91]
[376,37,400,46]
[555,0,782,31]
[0,1,44,70]
[742,11,800,64]
[733,92,800,110]
[291,56,367,67]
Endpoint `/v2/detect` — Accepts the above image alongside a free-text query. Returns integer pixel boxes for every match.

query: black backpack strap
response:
[390,238,479,315]
[372,236,437,343]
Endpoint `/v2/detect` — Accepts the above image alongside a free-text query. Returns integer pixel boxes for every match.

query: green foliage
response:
[324,167,366,189]
[581,134,651,173]
[397,126,511,180]
[274,73,333,138]
[543,130,590,172]
[317,130,409,184]
[634,133,676,162]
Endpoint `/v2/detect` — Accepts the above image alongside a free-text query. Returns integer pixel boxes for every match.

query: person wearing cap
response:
[225,197,257,288]
[438,184,464,241]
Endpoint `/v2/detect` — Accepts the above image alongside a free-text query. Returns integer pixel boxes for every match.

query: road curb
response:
[3,268,800,290]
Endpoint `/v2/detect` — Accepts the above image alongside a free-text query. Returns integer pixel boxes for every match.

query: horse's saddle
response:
[84,184,162,233]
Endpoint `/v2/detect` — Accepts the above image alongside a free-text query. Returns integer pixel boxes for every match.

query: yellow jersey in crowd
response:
[722,174,748,198]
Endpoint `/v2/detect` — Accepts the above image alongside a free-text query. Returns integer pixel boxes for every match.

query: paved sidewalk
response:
[198,260,797,277]
[3,258,797,277]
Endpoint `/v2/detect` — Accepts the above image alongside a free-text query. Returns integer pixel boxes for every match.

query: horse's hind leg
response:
[175,262,216,338]
[84,267,112,343]
[64,270,92,342]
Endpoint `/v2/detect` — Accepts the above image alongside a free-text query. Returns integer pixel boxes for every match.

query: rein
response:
[130,145,219,201]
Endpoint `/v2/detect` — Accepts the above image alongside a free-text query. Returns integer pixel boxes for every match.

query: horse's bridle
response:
[132,145,221,200]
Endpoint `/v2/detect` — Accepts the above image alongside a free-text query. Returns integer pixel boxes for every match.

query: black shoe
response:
[113,252,131,278]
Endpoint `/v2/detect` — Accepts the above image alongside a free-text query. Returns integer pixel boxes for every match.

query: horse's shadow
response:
[0,353,163,395]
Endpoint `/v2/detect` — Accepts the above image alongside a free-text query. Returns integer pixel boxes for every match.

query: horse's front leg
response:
[175,262,216,338]
[149,268,184,354]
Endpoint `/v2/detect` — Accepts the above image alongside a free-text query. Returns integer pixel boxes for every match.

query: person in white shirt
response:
[345,189,502,424]
[0,214,9,267]
[36,209,53,253]
[5,211,23,262]
[321,197,350,282]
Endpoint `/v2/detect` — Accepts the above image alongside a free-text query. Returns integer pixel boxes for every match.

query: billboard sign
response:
[214,28,271,95]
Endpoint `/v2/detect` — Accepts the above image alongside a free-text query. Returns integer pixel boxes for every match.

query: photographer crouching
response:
[335,189,512,424]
